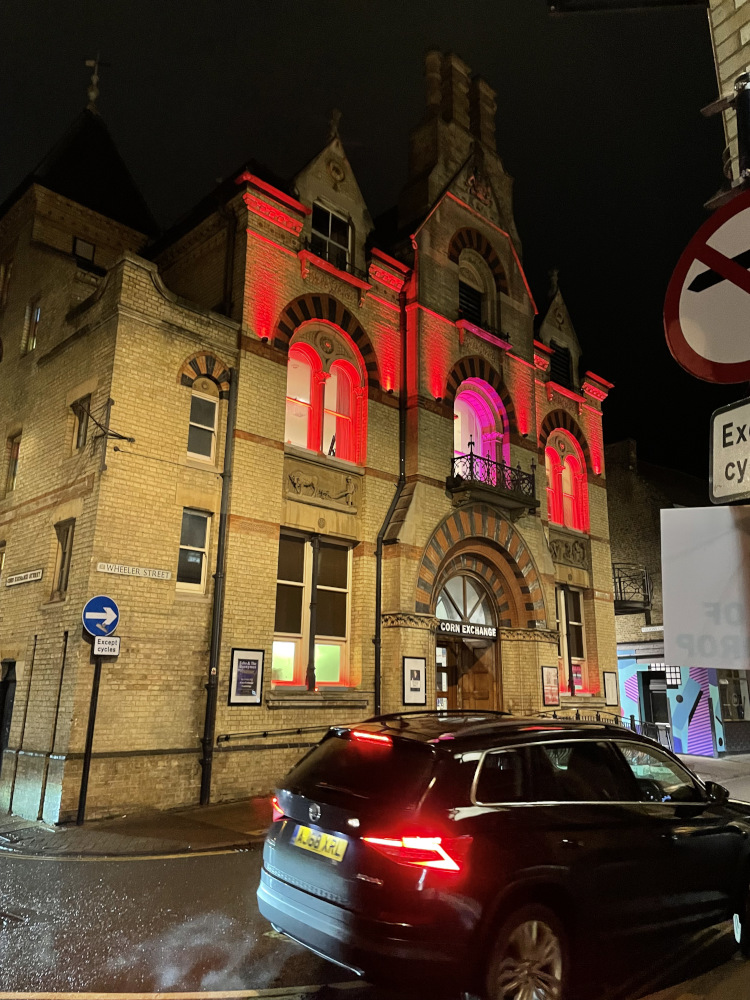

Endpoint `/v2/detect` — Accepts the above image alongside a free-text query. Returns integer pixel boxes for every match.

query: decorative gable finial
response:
[549,266,560,298]
[84,53,108,112]
[328,108,342,141]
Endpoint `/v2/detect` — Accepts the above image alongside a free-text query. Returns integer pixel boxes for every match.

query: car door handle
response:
[660,832,679,841]
[560,838,583,849]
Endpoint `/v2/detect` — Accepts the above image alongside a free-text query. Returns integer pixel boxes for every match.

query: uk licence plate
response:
[292,824,348,862]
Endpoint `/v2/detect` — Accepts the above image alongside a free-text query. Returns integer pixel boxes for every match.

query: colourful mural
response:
[617,653,720,757]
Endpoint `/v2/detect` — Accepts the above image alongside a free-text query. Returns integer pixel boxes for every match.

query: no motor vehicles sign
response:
[664,188,750,383]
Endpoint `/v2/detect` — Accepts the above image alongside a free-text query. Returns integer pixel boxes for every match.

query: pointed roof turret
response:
[0,108,158,236]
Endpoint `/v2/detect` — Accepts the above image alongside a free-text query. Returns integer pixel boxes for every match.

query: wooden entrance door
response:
[436,642,499,711]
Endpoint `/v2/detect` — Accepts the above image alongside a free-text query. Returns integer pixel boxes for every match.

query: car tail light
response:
[362,834,471,873]
[349,730,392,746]
[271,795,286,823]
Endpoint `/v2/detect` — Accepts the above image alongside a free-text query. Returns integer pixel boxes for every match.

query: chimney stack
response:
[469,76,497,152]
[424,51,471,130]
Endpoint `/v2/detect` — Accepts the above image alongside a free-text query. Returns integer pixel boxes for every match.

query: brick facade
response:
[0,54,618,822]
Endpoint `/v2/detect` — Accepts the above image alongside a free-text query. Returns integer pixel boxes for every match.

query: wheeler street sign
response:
[81,594,120,637]
[710,396,750,503]
[664,188,750,383]
[94,636,121,657]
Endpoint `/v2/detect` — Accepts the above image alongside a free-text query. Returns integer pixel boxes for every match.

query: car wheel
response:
[733,881,750,958]
[485,904,568,1000]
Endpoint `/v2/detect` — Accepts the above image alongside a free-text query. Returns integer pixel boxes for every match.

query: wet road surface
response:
[0,844,748,998]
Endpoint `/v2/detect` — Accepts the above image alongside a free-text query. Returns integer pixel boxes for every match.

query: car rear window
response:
[284,733,436,812]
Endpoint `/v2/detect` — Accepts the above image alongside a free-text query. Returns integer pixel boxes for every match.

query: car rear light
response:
[349,730,392,746]
[362,834,471,873]
[271,795,285,823]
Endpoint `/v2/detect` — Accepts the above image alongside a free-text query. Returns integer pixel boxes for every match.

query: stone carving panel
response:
[285,454,361,514]
[548,529,590,570]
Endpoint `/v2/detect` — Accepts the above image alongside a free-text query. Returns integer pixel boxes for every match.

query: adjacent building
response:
[0,52,618,822]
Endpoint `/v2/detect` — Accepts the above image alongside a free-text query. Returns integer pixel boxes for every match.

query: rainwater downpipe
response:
[200,365,238,806]
[373,281,409,715]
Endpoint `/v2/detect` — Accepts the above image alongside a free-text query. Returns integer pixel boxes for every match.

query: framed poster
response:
[403,656,426,706]
[604,671,619,707]
[541,665,560,708]
[228,648,264,705]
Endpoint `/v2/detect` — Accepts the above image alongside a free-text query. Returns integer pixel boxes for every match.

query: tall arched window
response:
[284,329,366,464]
[453,379,509,467]
[458,249,497,331]
[545,428,588,532]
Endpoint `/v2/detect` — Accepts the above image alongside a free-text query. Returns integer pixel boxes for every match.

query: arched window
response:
[453,379,509,467]
[545,429,588,532]
[458,249,497,331]
[284,330,366,464]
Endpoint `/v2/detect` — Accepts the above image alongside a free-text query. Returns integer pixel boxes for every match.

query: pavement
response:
[0,794,272,857]
[680,753,750,802]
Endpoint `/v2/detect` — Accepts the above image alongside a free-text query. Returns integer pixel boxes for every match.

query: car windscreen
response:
[283,733,437,813]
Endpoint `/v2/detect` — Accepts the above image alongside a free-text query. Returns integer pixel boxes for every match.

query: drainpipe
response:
[306,535,321,691]
[219,201,236,318]
[373,280,409,715]
[200,366,238,806]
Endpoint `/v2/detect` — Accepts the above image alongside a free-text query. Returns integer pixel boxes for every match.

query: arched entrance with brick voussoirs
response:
[273,293,381,391]
[416,504,547,712]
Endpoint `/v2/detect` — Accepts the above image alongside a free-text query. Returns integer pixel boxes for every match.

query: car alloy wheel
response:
[487,905,566,1000]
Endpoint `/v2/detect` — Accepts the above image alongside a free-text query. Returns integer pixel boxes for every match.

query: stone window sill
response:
[266,689,370,711]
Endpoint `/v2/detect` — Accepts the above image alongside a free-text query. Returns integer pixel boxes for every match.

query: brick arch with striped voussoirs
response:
[539,409,591,470]
[415,504,547,629]
[273,294,380,390]
[433,550,514,629]
[448,227,509,295]
[178,352,231,399]
[445,356,516,431]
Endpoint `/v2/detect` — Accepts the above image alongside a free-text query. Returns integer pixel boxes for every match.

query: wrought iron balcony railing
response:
[301,237,368,282]
[612,563,653,614]
[448,439,536,501]
[537,708,672,751]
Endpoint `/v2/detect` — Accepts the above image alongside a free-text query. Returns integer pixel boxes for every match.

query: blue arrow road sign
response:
[82,595,120,637]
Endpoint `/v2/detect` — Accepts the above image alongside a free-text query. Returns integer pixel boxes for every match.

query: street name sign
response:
[664,188,750,383]
[96,562,171,580]
[82,594,120,637]
[710,396,750,503]
[5,568,43,587]
[94,636,120,657]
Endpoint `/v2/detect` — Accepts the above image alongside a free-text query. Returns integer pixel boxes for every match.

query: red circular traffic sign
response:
[664,188,750,383]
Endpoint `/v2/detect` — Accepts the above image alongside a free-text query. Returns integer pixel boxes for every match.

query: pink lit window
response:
[545,429,588,532]
[285,336,365,464]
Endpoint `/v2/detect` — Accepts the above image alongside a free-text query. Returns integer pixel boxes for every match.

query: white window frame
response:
[0,541,5,582]
[51,519,75,599]
[6,434,20,493]
[556,584,587,695]
[176,508,212,593]
[272,535,351,687]
[187,389,218,462]
[310,203,352,271]
[72,395,91,452]
[25,299,40,353]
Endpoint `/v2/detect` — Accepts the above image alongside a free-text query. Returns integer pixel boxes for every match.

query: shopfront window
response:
[719,670,750,721]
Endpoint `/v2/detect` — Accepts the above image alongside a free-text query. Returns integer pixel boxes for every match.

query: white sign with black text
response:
[437,620,498,640]
[710,397,750,503]
[97,562,172,580]
[5,569,43,587]
[94,636,121,657]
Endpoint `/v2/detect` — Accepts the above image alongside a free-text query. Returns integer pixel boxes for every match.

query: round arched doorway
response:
[435,572,500,711]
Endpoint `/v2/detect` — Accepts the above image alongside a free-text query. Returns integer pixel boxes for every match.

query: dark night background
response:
[0,0,739,475]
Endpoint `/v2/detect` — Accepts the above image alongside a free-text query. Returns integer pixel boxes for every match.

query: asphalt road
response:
[0,844,748,999]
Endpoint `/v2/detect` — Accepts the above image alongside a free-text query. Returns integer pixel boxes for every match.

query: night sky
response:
[0,1,740,475]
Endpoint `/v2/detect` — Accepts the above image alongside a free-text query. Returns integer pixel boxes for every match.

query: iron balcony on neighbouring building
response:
[447,439,539,513]
[613,563,652,615]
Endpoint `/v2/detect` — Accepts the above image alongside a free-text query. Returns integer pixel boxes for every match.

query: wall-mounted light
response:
[387,387,394,395]
[261,336,269,344]
[435,395,443,404]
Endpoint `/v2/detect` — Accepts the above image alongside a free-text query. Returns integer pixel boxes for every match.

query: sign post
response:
[77,595,120,826]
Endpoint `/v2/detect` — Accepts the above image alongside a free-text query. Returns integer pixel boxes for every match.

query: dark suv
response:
[257,712,750,999]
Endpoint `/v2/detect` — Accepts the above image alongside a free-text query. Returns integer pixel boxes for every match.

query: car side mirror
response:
[704,780,730,805]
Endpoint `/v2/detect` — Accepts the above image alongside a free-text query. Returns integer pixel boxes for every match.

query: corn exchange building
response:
[0,53,617,821]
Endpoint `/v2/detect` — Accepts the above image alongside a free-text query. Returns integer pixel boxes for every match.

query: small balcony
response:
[613,563,653,615]
[447,439,539,513]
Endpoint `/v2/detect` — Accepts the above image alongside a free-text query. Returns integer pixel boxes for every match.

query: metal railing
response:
[301,237,368,281]
[536,707,672,750]
[612,563,652,613]
[449,438,536,498]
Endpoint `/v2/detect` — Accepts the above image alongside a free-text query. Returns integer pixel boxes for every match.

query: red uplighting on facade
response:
[243,193,303,236]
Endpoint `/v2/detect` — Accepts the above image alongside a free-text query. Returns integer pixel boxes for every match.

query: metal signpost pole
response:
[77,654,102,826]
